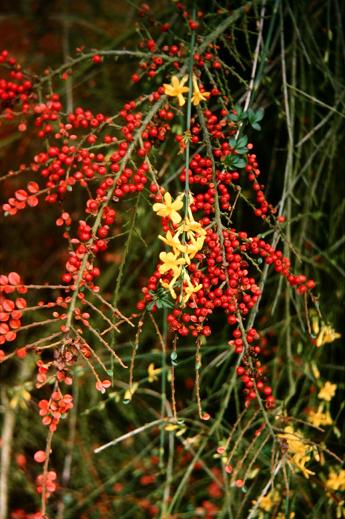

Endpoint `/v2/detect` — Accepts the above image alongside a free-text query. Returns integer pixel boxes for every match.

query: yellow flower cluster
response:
[306,380,336,428]
[163,75,210,107]
[252,489,296,519]
[153,192,205,306]
[253,489,280,516]
[316,324,341,347]
[318,381,337,402]
[147,363,161,383]
[326,469,345,492]
[278,426,319,479]
[310,311,341,347]
[308,407,333,428]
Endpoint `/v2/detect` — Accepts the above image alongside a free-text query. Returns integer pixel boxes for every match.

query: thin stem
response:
[0,390,15,519]
[94,419,163,453]
[183,10,196,218]
[235,0,266,139]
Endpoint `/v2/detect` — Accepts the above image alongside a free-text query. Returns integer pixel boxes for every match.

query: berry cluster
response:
[137,98,315,408]
[0,273,27,356]
[38,391,73,432]
[35,471,57,498]
[0,50,33,118]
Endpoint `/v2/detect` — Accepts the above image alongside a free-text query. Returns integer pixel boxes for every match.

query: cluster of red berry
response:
[0,50,33,117]
[137,99,315,408]
[38,391,73,432]
[0,273,27,357]
[35,470,57,499]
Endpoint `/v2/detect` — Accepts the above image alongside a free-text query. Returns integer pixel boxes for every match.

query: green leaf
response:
[224,155,234,167]
[228,113,239,122]
[229,135,248,153]
[237,135,248,147]
[254,107,264,122]
[236,147,248,155]
[245,107,264,129]
[224,154,247,170]
[232,156,247,168]
[247,109,255,123]
[234,104,243,115]
[235,158,247,168]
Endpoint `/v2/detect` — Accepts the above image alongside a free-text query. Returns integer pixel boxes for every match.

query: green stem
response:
[159,308,168,470]
[183,9,196,219]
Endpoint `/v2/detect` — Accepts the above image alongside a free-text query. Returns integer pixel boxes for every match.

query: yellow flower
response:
[278,426,317,479]
[158,230,185,254]
[316,324,341,347]
[310,361,320,380]
[318,381,337,402]
[336,502,345,518]
[163,75,189,106]
[159,251,185,277]
[326,469,345,491]
[310,310,320,335]
[147,363,161,383]
[308,407,333,427]
[160,277,178,299]
[124,382,138,402]
[253,489,280,514]
[180,216,207,238]
[191,75,210,106]
[181,279,202,305]
[183,235,205,263]
[164,423,179,431]
[153,192,184,224]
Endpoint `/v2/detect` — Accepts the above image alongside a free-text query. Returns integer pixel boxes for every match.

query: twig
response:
[247,459,284,519]
[0,390,15,519]
[235,0,266,139]
[94,419,163,453]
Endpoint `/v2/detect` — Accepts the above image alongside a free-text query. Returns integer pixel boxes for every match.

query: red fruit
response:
[8,272,21,285]
[15,298,27,309]
[27,181,39,193]
[2,300,15,312]
[16,347,27,358]
[34,450,46,463]
[189,20,199,30]
[92,54,103,64]
[15,189,27,201]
